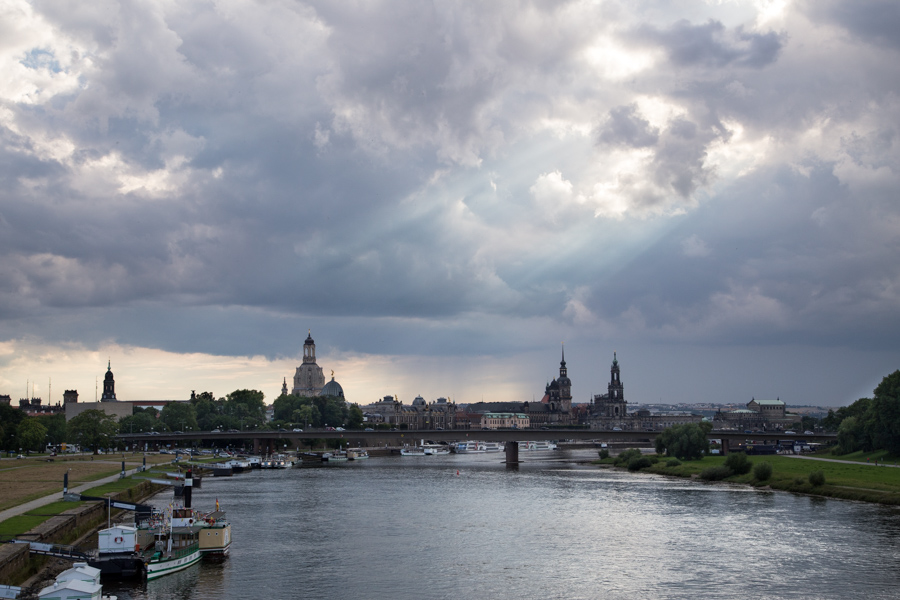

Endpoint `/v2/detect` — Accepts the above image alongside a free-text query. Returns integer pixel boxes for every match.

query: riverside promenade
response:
[0,461,142,524]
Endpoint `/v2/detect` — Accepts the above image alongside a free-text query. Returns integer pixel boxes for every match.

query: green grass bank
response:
[596,453,900,505]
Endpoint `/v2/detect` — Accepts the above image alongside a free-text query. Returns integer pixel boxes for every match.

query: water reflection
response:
[104,451,900,599]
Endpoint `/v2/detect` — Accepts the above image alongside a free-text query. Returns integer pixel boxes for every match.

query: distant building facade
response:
[65,361,132,421]
[362,395,458,429]
[465,347,575,427]
[290,331,327,397]
[713,398,799,430]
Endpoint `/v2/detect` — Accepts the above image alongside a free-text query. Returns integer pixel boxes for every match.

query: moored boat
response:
[423,444,451,455]
[143,508,202,580]
[517,441,558,451]
[346,449,369,460]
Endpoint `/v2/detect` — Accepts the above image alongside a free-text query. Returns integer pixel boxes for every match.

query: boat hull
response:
[146,548,202,580]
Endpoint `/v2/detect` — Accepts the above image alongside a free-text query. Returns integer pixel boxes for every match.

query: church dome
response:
[412,395,426,406]
[320,377,344,398]
[549,378,559,390]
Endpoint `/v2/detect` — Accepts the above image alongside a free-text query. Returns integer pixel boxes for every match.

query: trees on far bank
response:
[655,422,712,460]
[68,409,119,453]
[826,370,900,455]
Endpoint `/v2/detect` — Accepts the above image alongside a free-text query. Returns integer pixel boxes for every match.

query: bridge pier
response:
[720,438,729,456]
[505,441,520,469]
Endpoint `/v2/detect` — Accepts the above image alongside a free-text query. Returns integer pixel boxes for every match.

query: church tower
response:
[292,330,326,396]
[557,345,572,414]
[608,352,623,400]
[100,360,117,401]
[281,377,288,396]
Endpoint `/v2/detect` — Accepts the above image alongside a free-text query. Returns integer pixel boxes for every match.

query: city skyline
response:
[2,2,899,408]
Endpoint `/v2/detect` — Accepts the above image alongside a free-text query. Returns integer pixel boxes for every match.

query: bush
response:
[753,461,773,481]
[614,448,643,466]
[809,470,826,486]
[666,458,681,467]
[655,422,712,460]
[598,449,609,459]
[700,465,733,481]
[627,457,653,471]
[724,452,752,475]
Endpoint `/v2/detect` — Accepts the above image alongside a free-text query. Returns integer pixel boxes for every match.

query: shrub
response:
[724,452,752,475]
[598,449,610,459]
[753,461,773,481]
[700,465,733,481]
[627,456,653,471]
[666,458,682,467]
[809,470,826,486]
[614,448,643,466]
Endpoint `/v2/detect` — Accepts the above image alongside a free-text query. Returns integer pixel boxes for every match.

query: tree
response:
[43,414,67,446]
[655,422,712,460]
[347,405,364,429]
[224,389,266,427]
[16,418,48,452]
[161,401,198,432]
[68,409,119,453]
[0,404,24,451]
[119,411,159,434]
[866,370,900,455]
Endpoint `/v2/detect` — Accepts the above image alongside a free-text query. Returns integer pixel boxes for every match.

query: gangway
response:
[0,539,91,561]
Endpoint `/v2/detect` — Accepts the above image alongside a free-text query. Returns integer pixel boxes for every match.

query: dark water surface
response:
[105,449,900,599]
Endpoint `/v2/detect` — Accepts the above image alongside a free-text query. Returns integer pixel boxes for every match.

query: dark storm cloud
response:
[632,19,784,69]
[596,104,659,148]
[805,0,900,52]
[1,1,899,408]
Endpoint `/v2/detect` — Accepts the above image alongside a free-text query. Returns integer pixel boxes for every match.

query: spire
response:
[107,359,111,371]
[561,343,566,366]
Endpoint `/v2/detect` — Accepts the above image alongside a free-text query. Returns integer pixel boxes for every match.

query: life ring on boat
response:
[114,536,123,543]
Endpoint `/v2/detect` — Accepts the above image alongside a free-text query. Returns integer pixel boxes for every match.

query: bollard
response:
[505,441,520,469]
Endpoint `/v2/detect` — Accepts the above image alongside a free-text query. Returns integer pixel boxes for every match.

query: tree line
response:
[1,387,366,455]
[821,370,900,455]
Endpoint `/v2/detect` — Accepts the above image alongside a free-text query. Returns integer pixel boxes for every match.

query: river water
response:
[104,449,900,599]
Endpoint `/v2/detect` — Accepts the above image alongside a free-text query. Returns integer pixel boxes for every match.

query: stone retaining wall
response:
[0,543,29,583]
[0,480,162,583]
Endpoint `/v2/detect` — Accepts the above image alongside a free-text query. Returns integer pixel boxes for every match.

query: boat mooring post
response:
[505,441,521,469]
[184,469,192,509]
[120,461,125,479]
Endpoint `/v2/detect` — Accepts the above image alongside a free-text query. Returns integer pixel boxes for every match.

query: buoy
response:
[456,470,459,476]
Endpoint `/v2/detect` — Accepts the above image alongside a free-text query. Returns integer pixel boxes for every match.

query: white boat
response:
[346,449,369,460]
[482,442,504,453]
[518,441,557,451]
[143,507,202,581]
[400,447,426,456]
[423,444,451,455]
[323,450,349,462]
[453,441,486,453]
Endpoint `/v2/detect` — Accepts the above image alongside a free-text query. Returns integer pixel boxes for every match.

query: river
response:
[104,449,900,599]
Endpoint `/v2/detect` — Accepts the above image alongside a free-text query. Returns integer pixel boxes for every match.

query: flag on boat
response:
[215,498,220,511]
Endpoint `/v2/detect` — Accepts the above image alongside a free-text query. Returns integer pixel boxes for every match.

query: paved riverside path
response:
[0,464,143,524]
[784,455,900,467]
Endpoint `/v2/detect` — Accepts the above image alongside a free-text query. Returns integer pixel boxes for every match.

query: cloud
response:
[632,19,784,69]
[0,1,899,407]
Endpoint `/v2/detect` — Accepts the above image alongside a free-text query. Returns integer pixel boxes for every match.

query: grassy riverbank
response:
[597,453,900,505]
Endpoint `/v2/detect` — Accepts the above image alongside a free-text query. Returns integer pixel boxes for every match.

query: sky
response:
[1,0,899,409]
